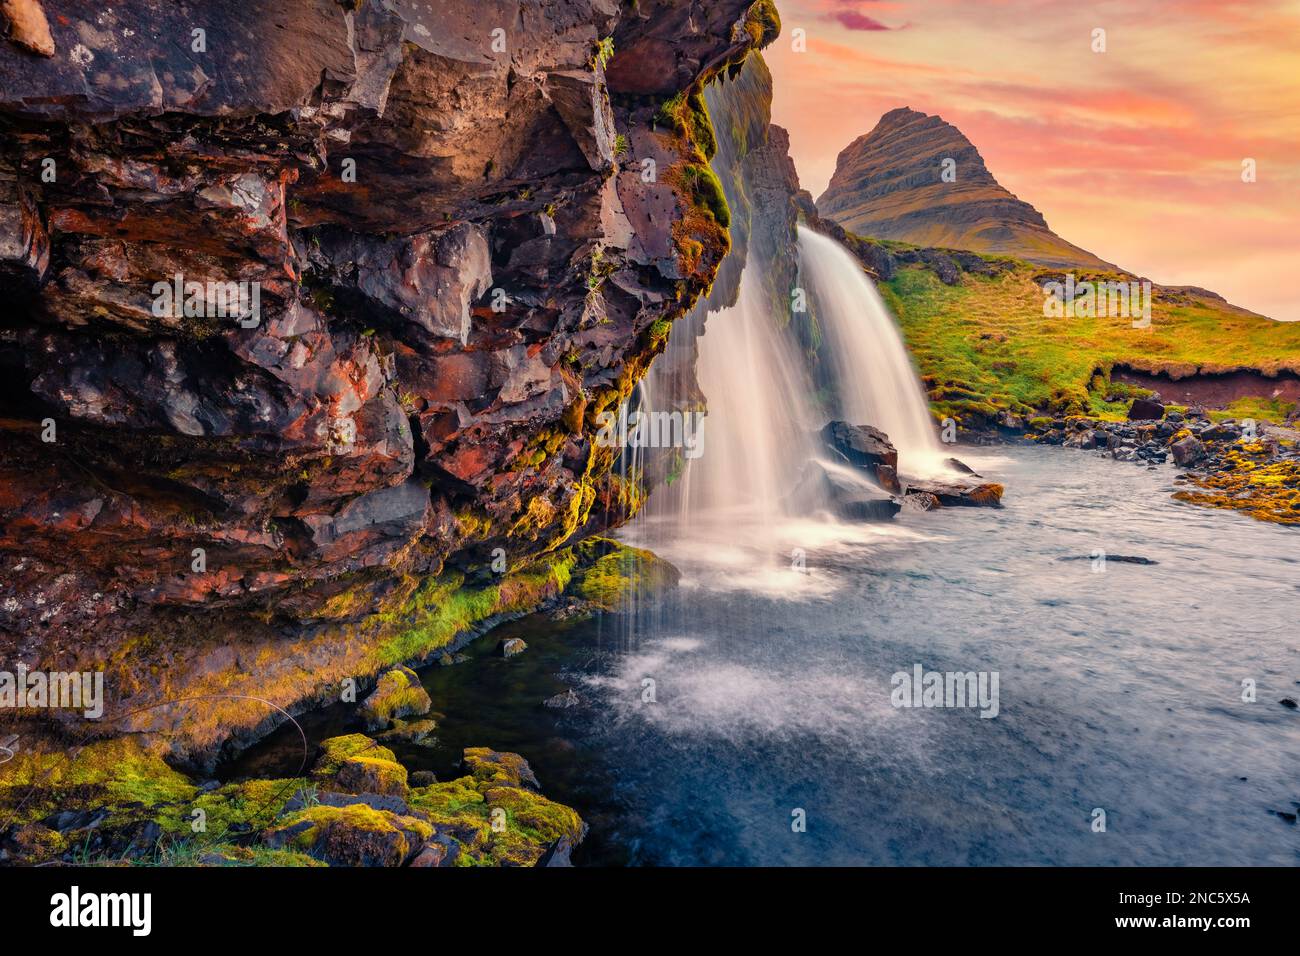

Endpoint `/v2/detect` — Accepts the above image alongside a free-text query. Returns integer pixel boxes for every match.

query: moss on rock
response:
[359,665,432,731]
[312,734,409,796]
[569,537,681,612]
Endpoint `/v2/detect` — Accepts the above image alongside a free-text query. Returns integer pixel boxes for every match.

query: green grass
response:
[878,258,1300,424]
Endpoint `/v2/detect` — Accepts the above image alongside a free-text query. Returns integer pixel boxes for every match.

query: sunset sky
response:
[765,0,1300,321]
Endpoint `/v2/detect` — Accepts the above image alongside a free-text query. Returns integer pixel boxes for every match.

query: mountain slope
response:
[816,107,1116,270]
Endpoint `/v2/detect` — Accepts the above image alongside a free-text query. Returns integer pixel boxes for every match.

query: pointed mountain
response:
[816,107,1116,270]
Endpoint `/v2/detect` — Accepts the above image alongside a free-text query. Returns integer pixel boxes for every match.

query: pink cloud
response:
[831,11,896,31]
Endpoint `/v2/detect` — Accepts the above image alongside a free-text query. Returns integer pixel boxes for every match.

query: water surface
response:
[232,444,1300,865]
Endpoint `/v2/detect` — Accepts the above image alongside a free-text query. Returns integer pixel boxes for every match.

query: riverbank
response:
[971,403,1300,526]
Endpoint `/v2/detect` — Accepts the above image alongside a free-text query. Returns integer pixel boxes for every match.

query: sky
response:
[765,0,1300,321]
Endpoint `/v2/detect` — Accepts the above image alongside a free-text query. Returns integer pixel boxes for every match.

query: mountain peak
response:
[817,108,1116,270]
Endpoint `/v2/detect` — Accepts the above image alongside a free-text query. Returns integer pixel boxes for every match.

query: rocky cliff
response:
[816,107,1116,270]
[0,0,779,765]
[640,50,803,459]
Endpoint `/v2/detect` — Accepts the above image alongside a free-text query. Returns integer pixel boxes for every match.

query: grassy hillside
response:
[875,250,1300,425]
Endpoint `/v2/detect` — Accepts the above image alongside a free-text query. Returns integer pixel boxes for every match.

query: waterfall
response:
[630,226,955,571]
[796,226,952,478]
[684,271,826,517]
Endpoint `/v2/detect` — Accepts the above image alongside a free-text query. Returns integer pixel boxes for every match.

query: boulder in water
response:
[569,537,681,612]
[820,420,900,491]
[903,478,1004,508]
[359,666,432,731]
[945,457,981,477]
[543,689,582,709]
[821,421,899,470]
[498,638,528,658]
[794,462,901,521]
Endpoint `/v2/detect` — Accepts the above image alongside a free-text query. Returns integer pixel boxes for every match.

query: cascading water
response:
[796,226,953,478]
[682,272,827,518]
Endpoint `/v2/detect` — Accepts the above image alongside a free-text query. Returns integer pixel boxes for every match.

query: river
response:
[230,442,1300,865]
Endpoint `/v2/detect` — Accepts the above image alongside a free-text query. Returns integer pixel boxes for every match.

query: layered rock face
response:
[816,107,1115,270]
[640,50,802,476]
[0,0,775,760]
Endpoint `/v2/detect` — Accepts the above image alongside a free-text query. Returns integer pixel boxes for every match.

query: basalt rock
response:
[821,420,899,469]
[0,0,774,759]
[794,461,900,522]
[902,478,1004,508]
[1128,397,1166,421]
[1171,435,1206,467]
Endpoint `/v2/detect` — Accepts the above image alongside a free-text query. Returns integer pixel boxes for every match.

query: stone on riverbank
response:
[1171,435,1206,466]
[313,734,409,797]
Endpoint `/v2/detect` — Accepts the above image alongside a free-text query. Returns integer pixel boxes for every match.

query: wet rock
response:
[547,597,596,621]
[543,689,581,709]
[1171,435,1206,466]
[901,491,941,512]
[463,747,541,791]
[903,479,1004,508]
[569,537,682,611]
[792,462,900,521]
[359,665,432,731]
[875,463,902,494]
[409,771,438,787]
[312,734,409,797]
[945,457,981,476]
[535,836,576,867]
[1280,698,1298,710]
[499,638,528,658]
[820,420,899,474]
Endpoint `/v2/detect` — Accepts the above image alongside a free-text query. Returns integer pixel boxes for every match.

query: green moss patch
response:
[569,537,681,612]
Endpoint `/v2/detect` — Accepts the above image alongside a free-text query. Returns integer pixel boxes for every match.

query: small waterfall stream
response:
[623,223,943,596]
[796,226,954,478]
